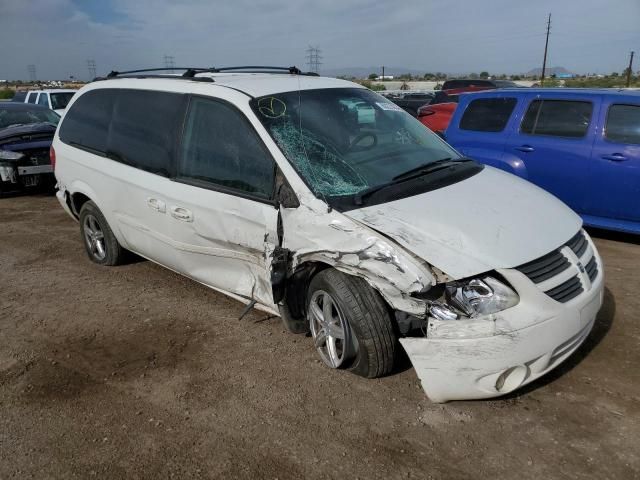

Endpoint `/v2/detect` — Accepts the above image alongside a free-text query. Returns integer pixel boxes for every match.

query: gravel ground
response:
[0,194,638,480]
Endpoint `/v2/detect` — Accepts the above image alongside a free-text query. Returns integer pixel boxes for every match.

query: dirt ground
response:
[0,194,638,480]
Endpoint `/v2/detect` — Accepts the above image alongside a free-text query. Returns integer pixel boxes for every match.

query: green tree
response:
[480,71,489,79]
[368,73,378,80]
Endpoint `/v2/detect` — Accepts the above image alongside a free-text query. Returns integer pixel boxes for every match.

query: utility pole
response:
[87,59,97,80]
[626,51,635,87]
[163,54,175,73]
[27,64,37,82]
[382,66,385,79]
[540,13,551,86]
[305,46,322,74]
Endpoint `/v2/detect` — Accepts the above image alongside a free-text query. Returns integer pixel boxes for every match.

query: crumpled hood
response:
[344,166,582,279]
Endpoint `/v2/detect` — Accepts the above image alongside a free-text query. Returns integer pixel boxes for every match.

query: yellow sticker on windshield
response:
[258,97,287,118]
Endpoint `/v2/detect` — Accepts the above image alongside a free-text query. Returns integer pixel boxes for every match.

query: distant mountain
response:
[525,66,574,77]
[321,66,428,78]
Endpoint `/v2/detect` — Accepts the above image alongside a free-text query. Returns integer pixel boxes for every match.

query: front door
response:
[168,95,280,310]
[587,101,640,223]
[504,95,599,214]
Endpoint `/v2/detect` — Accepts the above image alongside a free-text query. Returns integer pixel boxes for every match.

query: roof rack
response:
[101,65,318,81]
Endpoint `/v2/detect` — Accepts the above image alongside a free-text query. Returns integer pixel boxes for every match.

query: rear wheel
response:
[307,269,396,378]
[78,201,126,266]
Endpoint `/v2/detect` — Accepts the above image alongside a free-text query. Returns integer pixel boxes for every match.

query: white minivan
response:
[52,67,604,402]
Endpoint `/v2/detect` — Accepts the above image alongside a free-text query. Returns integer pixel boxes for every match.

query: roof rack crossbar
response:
[105,65,318,80]
[106,67,214,78]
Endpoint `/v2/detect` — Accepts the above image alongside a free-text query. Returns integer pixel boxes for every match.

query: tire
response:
[78,201,126,266]
[307,269,396,378]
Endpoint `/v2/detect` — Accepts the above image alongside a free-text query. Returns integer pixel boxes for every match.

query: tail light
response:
[417,108,435,118]
[50,145,56,171]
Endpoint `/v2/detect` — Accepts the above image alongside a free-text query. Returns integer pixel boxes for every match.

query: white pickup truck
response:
[24,89,77,115]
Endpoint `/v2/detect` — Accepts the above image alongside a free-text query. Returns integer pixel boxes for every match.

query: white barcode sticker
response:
[376,102,404,112]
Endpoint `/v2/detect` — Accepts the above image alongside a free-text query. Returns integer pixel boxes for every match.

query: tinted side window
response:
[59,89,117,153]
[521,99,592,138]
[606,104,640,144]
[27,92,38,104]
[109,90,184,176]
[37,93,49,107]
[460,97,517,132]
[178,97,275,200]
[443,80,463,90]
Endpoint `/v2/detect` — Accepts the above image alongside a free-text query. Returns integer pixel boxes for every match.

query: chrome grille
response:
[516,229,599,304]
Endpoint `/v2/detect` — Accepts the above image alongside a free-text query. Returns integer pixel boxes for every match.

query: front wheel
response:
[78,201,126,266]
[307,269,396,378]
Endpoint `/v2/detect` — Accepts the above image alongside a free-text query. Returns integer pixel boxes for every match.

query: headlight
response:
[0,149,24,161]
[428,275,519,321]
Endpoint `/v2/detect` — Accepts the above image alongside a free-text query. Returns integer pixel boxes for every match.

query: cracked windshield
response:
[251,88,459,201]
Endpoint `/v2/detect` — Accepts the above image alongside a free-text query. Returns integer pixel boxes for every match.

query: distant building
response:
[379,75,394,80]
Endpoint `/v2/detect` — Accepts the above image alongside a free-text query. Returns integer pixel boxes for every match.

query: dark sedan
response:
[0,103,59,194]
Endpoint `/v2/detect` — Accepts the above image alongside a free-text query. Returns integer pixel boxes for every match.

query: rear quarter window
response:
[605,104,640,144]
[520,99,593,138]
[60,88,185,177]
[460,97,517,132]
[59,89,117,153]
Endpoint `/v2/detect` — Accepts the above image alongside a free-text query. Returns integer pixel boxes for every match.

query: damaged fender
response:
[279,201,436,317]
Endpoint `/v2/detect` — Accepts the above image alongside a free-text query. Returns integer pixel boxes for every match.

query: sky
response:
[1,0,639,80]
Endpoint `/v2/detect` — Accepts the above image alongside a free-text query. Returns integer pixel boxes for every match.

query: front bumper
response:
[400,242,604,403]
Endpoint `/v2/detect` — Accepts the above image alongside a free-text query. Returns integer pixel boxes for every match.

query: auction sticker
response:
[376,102,404,112]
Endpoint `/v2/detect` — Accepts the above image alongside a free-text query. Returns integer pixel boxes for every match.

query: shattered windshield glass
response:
[251,88,461,203]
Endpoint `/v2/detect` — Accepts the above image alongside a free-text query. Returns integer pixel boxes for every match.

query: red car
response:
[418,86,495,134]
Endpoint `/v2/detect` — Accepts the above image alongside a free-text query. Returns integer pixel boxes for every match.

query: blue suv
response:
[445,88,640,234]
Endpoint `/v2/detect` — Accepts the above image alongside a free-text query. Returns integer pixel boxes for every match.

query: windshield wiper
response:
[353,157,473,206]
[392,157,472,181]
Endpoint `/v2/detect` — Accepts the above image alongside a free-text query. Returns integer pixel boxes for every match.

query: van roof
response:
[93,73,362,98]
[204,73,361,97]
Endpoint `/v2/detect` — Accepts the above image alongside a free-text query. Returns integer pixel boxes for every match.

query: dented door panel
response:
[162,181,279,310]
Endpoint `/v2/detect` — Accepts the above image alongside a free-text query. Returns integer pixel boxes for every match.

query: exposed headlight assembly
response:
[0,150,23,183]
[428,276,519,321]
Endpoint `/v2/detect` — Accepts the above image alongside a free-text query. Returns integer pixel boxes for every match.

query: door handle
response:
[602,153,627,162]
[170,206,194,222]
[515,145,535,153]
[147,197,166,213]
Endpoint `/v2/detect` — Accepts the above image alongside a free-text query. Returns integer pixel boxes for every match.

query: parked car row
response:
[50,68,604,402]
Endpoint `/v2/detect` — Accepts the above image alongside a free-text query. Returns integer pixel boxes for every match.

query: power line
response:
[163,54,175,73]
[27,64,37,82]
[540,13,551,86]
[87,59,97,79]
[305,46,322,74]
